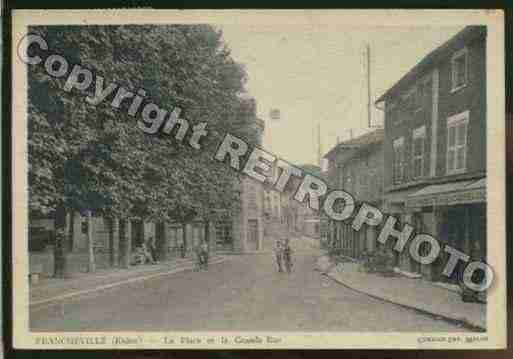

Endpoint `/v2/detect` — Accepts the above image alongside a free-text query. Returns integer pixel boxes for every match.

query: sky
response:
[221,24,464,167]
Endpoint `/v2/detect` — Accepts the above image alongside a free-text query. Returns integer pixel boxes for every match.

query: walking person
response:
[273,238,284,272]
[141,242,156,264]
[147,236,158,263]
[194,241,203,271]
[283,237,293,274]
[200,239,209,270]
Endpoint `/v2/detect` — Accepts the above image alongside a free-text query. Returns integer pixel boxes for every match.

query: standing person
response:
[283,237,293,273]
[273,238,283,272]
[148,236,158,263]
[142,242,156,264]
[200,240,209,270]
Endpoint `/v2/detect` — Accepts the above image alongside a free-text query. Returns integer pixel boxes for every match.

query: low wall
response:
[29,251,111,278]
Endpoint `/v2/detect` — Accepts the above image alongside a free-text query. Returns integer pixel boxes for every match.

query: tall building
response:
[376,26,487,282]
[323,129,385,258]
[228,117,267,252]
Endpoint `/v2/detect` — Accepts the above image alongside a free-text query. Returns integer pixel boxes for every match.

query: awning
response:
[384,187,422,205]
[406,178,486,209]
[383,187,425,213]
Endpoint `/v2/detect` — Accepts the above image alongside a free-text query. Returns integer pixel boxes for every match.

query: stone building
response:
[323,129,385,258]
[228,117,267,252]
[281,165,321,239]
[375,26,487,282]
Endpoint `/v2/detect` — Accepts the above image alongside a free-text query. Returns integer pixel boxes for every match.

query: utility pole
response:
[366,43,372,128]
[317,122,320,167]
[365,43,383,129]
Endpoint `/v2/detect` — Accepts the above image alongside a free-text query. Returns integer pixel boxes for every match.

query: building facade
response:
[376,26,487,282]
[323,129,385,258]
[217,116,267,253]
[281,166,321,240]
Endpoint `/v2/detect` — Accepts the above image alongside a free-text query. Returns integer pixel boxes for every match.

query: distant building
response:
[228,117,266,252]
[323,129,385,258]
[375,26,487,282]
[280,165,322,239]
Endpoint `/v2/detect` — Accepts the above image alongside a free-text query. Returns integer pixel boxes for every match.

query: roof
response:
[376,26,486,104]
[299,164,321,177]
[323,128,384,160]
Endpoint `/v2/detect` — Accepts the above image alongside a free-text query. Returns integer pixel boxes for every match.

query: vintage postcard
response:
[11,9,506,349]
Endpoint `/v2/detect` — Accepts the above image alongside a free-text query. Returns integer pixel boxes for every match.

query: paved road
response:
[31,239,468,332]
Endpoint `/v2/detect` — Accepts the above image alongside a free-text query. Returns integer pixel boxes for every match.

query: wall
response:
[383,32,486,189]
[436,38,486,177]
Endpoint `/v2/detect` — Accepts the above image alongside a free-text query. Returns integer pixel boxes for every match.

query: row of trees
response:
[28,25,260,277]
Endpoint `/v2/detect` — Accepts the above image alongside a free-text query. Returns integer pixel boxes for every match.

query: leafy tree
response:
[28,25,260,276]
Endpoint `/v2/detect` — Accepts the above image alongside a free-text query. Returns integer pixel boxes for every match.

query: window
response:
[344,167,353,192]
[412,126,426,179]
[387,101,398,125]
[446,111,469,174]
[393,137,405,184]
[416,77,431,110]
[403,88,416,112]
[451,48,468,92]
[247,184,257,209]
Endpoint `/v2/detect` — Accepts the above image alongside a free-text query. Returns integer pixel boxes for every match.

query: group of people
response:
[130,236,210,271]
[273,237,293,273]
[132,236,158,265]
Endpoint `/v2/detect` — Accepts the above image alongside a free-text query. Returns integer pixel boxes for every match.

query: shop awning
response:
[405,178,486,209]
[383,187,425,213]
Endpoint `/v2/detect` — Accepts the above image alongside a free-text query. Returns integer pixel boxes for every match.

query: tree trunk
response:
[53,204,68,278]
[204,221,210,252]
[67,210,75,252]
[181,222,187,258]
[108,217,120,267]
[119,218,132,268]
[156,221,168,262]
[86,210,96,273]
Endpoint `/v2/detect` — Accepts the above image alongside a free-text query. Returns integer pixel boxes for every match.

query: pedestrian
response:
[200,240,209,270]
[178,239,186,258]
[148,236,158,263]
[273,238,283,272]
[194,242,203,271]
[141,243,155,264]
[283,237,293,273]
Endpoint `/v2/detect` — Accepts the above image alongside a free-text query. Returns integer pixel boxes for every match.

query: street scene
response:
[21,19,491,339]
[30,239,468,332]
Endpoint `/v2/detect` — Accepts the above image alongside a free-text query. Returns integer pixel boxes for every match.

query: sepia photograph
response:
[10,9,506,349]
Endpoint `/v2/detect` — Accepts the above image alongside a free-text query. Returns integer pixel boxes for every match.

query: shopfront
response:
[406,177,486,283]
